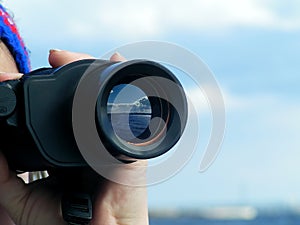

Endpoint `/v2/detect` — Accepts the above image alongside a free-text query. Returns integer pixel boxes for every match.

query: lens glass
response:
[107,84,151,142]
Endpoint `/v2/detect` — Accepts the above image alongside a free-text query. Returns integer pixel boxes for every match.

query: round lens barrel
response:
[96,60,187,160]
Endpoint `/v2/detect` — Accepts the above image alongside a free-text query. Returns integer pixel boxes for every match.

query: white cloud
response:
[3,0,300,42]
[185,85,257,114]
[219,89,300,136]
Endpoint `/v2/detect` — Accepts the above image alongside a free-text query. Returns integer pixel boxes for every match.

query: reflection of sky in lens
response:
[107,84,151,114]
[108,84,146,104]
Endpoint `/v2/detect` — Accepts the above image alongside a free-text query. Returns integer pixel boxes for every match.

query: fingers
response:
[48,49,126,68]
[0,151,27,223]
[0,50,127,82]
[0,72,23,82]
[48,49,95,68]
[0,205,15,225]
[109,52,126,62]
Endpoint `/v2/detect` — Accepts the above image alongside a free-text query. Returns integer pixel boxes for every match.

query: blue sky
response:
[3,0,300,210]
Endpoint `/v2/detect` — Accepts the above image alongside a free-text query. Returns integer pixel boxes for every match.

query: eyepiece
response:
[95,60,188,160]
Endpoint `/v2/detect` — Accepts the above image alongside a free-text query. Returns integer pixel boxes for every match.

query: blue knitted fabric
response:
[0,5,30,73]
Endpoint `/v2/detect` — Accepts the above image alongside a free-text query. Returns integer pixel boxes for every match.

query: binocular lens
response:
[95,60,187,159]
[107,84,152,143]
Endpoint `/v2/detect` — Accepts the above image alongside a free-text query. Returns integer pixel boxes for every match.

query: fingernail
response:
[111,52,126,61]
[115,52,125,58]
[49,49,62,54]
[0,72,23,76]
[0,72,23,82]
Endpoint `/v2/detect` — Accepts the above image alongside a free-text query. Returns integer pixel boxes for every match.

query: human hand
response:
[0,50,149,225]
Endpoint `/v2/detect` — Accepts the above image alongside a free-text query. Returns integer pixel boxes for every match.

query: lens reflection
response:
[107,84,152,142]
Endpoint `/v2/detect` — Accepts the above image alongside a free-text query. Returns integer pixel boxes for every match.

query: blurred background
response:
[3,0,300,224]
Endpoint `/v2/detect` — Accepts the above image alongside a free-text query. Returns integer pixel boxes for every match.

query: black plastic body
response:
[0,59,188,172]
[62,192,92,224]
[0,59,107,171]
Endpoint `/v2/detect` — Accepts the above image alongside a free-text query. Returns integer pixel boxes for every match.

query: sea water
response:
[150,216,300,225]
[108,113,151,141]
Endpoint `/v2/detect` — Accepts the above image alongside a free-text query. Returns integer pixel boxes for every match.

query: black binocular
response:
[0,59,187,172]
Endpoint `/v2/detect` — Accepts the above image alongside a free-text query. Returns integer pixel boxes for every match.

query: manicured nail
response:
[49,49,62,54]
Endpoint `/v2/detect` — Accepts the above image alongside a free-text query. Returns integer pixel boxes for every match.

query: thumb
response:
[0,151,11,184]
[0,72,23,82]
[0,151,27,223]
[48,49,95,68]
